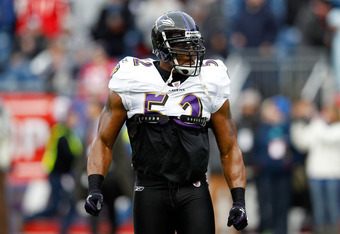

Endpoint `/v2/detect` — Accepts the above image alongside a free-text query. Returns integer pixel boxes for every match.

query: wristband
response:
[88,174,104,192]
[231,187,245,205]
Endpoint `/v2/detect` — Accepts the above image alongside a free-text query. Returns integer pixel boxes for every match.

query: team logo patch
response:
[155,15,175,29]
[193,181,201,187]
[134,186,144,192]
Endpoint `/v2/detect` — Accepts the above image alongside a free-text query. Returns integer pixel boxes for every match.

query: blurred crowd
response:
[234,90,340,234]
[1,0,340,94]
[1,0,340,233]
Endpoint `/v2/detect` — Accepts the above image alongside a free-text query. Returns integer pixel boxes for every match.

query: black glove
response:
[84,189,104,216]
[227,202,248,230]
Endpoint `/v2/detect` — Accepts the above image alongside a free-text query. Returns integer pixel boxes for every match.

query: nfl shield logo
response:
[193,181,201,187]
[173,81,180,88]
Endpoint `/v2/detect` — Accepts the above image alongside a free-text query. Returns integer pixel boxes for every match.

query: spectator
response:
[235,88,262,232]
[0,0,16,73]
[11,0,73,89]
[91,0,135,58]
[15,0,71,40]
[84,98,133,234]
[69,0,107,35]
[229,0,281,99]
[208,88,261,233]
[0,98,11,234]
[236,88,262,171]
[290,99,340,234]
[24,108,83,234]
[186,0,229,60]
[30,38,76,95]
[0,46,42,92]
[229,0,279,55]
[134,0,184,50]
[13,31,48,61]
[76,43,118,103]
[204,31,229,60]
[289,0,325,47]
[254,95,294,234]
[321,0,340,92]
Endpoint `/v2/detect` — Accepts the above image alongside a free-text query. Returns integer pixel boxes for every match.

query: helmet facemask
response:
[161,30,205,76]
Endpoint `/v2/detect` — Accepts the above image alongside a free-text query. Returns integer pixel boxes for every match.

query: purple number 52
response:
[144,93,203,117]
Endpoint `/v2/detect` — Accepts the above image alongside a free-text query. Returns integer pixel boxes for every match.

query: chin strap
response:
[173,57,197,76]
[155,68,174,97]
[156,68,212,102]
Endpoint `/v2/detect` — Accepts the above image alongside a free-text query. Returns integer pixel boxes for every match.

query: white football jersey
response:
[108,56,231,120]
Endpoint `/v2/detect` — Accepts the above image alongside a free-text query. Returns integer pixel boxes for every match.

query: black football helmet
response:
[151,11,205,76]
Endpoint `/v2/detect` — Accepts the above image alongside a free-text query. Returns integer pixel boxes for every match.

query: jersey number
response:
[145,93,203,117]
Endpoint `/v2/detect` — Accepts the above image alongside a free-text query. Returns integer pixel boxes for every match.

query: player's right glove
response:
[84,189,104,216]
[227,202,248,230]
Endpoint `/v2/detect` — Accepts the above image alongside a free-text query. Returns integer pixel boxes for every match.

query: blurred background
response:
[1,0,340,233]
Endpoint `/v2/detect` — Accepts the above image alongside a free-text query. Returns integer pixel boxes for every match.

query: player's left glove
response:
[227,202,248,230]
[84,174,105,216]
[84,189,104,216]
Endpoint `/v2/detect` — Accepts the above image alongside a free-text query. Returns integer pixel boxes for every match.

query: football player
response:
[84,11,248,233]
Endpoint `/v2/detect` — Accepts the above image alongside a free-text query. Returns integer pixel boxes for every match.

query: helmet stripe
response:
[179,12,197,31]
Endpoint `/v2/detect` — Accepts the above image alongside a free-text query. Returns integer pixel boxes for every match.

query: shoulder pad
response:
[201,59,230,81]
[108,56,156,93]
[202,59,225,68]
[110,56,155,79]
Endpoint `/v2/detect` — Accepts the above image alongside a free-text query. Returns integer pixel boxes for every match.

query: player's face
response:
[173,42,198,66]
